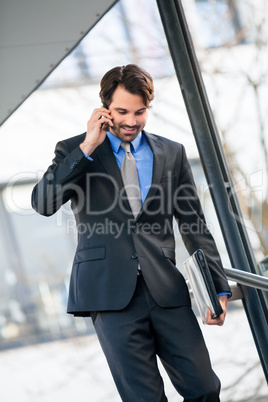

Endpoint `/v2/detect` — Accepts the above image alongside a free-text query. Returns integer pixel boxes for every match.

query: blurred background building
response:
[0,0,267,400]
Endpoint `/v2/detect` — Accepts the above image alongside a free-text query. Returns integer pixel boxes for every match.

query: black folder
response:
[183,249,223,324]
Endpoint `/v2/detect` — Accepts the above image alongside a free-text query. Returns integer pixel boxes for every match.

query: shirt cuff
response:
[217,292,232,298]
[81,150,93,161]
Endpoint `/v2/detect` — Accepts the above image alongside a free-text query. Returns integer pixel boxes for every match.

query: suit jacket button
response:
[70,160,79,170]
[131,253,137,259]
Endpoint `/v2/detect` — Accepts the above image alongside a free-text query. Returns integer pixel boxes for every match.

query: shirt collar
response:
[107,131,143,154]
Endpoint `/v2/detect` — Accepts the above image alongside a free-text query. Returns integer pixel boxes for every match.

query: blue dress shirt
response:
[106,131,153,204]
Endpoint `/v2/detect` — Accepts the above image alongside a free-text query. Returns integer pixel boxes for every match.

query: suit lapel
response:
[136,131,165,219]
[93,136,122,184]
[144,131,165,188]
[93,136,132,215]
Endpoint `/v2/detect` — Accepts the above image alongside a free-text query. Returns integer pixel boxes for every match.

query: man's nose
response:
[125,114,136,126]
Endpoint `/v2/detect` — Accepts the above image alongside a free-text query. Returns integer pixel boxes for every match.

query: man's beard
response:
[110,123,143,141]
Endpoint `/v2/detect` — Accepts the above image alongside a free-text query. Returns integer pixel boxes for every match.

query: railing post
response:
[156,0,268,381]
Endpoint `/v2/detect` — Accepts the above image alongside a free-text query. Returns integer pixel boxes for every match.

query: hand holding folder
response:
[183,249,223,324]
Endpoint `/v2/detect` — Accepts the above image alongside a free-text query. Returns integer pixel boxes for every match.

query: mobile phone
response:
[101,102,110,131]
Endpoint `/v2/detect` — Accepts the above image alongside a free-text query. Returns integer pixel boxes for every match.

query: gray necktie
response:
[120,142,142,218]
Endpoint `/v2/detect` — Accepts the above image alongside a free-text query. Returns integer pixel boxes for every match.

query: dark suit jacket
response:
[32,130,231,316]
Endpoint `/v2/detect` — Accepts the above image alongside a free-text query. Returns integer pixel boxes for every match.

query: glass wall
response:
[183,0,268,263]
[0,184,88,348]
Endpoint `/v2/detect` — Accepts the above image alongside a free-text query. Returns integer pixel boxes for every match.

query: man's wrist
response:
[79,144,93,161]
[79,142,96,157]
[81,149,93,161]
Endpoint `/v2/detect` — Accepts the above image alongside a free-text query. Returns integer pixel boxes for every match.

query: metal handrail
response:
[224,268,268,291]
[188,268,268,302]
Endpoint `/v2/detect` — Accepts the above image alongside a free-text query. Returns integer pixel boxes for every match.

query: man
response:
[32,64,231,401]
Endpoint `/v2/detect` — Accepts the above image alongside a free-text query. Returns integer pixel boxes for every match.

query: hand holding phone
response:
[80,104,113,156]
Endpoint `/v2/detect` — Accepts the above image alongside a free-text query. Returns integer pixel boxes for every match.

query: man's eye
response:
[118,111,126,115]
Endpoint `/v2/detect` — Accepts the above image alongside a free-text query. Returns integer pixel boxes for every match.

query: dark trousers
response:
[92,274,220,402]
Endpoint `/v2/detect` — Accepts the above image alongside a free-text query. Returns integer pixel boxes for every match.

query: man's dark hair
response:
[99,64,154,108]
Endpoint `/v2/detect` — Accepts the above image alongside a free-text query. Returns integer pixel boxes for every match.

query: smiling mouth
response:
[121,126,138,132]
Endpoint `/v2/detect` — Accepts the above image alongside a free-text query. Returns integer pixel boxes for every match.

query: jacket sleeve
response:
[174,145,231,296]
[31,140,91,216]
